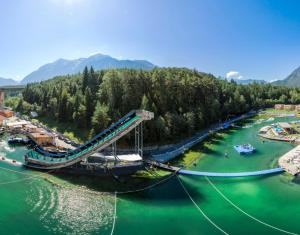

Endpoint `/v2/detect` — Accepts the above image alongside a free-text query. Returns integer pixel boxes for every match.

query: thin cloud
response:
[226,71,243,80]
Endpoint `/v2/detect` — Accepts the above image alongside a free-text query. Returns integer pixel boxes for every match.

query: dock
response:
[144,160,181,172]
[278,145,300,175]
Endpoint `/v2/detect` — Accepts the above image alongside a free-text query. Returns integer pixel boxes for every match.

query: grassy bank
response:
[171,131,228,168]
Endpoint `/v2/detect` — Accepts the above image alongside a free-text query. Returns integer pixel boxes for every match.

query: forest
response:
[9,67,300,144]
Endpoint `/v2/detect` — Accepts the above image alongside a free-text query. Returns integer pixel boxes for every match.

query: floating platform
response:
[234,144,256,154]
[8,137,29,145]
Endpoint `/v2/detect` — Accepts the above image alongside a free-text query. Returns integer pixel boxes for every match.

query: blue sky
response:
[1,0,300,81]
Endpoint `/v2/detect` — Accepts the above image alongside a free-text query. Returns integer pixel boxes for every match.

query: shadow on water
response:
[41,170,192,201]
[291,175,300,184]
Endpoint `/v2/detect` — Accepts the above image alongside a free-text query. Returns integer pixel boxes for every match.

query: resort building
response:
[0,91,5,107]
[278,122,295,134]
[30,111,38,118]
[283,104,295,111]
[259,126,271,134]
[5,120,29,130]
[0,109,14,118]
[274,104,284,110]
[28,131,54,146]
[0,115,6,126]
[24,124,38,133]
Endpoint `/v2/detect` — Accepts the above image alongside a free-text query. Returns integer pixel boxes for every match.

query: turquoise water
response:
[0,116,300,234]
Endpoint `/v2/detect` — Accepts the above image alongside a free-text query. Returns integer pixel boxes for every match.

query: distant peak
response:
[20,53,155,84]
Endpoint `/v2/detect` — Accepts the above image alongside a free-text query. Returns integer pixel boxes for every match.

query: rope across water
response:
[109,172,177,235]
[205,176,299,235]
[0,166,45,186]
[177,176,229,235]
[110,192,117,235]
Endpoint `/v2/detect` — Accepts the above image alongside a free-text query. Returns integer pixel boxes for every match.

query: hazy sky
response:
[1,0,300,81]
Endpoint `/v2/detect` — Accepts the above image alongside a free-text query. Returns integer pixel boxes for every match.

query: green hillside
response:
[15,67,300,144]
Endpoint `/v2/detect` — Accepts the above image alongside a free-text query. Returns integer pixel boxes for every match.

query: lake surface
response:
[1,116,300,235]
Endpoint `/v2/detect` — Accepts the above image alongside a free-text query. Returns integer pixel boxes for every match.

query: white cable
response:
[177,176,229,235]
[117,172,176,194]
[110,192,117,235]
[0,166,37,177]
[0,176,37,185]
[205,176,299,235]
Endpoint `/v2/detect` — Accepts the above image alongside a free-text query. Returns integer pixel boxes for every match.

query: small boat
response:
[234,144,256,155]
[8,137,29,145]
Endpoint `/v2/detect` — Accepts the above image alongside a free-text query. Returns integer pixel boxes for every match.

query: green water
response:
[1,117,300,234]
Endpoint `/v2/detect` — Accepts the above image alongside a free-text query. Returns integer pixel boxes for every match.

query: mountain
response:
[233,79,266,85]
[0,77,19,86]
[219,76,266,85]
[272,66,300,87]
[21,53,155,84]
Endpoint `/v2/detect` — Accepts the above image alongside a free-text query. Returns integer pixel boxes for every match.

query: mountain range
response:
[2,54,300,86]
[272,66,300,87]
[220,77,266,84]
[20,53,155,84]
[0,77,19,86]
[233,78,266,85]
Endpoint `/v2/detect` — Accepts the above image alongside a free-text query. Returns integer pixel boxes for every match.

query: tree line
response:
[13,67,300,143]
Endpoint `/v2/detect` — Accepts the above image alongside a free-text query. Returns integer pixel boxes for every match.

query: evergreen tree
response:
[82,66,89,93]
[84,87,93,126]
[91,102,111,134]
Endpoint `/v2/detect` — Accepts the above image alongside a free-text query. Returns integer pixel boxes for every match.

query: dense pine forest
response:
[9,67,300,143]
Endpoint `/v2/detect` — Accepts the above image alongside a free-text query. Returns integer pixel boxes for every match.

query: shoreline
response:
[150,110,258,162]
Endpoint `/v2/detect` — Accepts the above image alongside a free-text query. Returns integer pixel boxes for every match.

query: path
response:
[151,111,257,162]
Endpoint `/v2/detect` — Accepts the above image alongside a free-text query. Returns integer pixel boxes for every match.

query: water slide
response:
[24,110,154,170]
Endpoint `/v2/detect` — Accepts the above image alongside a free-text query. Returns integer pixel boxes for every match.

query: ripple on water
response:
[26,180,114,235]
[0,140,15,154]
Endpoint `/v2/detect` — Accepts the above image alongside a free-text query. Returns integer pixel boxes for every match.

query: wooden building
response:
[28,132,54,146]
[274,104,284,110]
[0,109,14,118]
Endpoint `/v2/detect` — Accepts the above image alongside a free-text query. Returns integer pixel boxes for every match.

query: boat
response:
[8,137,29,145]
[234,144,256,155]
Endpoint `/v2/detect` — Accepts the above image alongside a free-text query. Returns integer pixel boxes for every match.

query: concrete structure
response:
[91,153,142,162]
[296,105,300,111]
[279,145,300,175]
[25,110,154,170]
[283,104,295,111]
[274,104,284,110]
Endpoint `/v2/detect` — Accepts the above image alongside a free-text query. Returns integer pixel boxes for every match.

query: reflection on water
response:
[26,180,114,235]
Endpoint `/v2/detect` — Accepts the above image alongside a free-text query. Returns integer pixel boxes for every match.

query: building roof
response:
[0,115,6,121]
[29,132,53,139]
[278,122,292,129]
[24,124,37,129]
[284,104,295,107]
[6,120,29,127]
[259,126,271,132]
[30,111,38,117]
